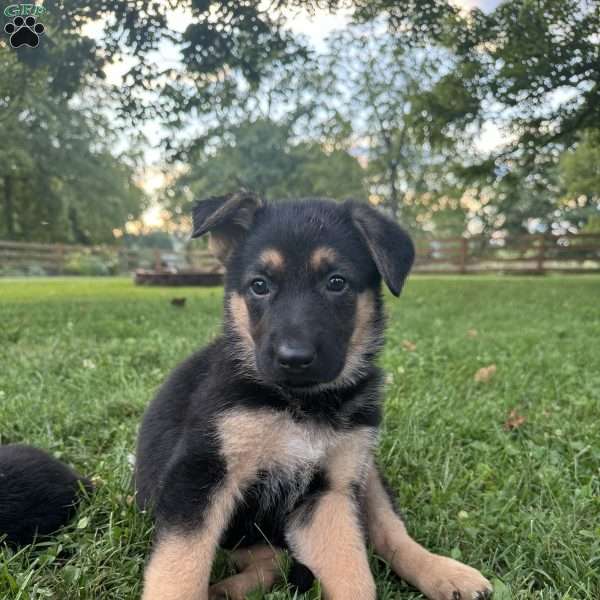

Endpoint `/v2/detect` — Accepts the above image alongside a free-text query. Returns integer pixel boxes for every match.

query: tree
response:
[368,0,600,233]
[402,0,600,162]
[163,117,366,221]
[312,24,465,232]
[0,52,146,243]
[558,130,600,230]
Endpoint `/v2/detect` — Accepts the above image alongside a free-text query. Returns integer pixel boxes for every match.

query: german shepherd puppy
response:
[135,192,493,600]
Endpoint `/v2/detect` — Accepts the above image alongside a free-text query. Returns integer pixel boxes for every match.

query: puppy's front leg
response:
[365,465,493,600]
[142,459,237,600]
[286,489,376,600]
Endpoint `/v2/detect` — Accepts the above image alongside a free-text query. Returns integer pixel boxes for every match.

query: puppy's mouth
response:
[275,374,324,389]
[284,379,321,389]
[271,369,341,390]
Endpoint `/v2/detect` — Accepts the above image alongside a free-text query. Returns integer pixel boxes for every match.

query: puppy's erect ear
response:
[349,202,415,296]
[191,191,262,264]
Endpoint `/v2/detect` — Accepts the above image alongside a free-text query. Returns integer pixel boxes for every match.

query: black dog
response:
[135,193,493,600]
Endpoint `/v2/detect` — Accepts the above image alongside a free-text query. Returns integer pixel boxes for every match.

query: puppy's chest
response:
[219,409,336,475]
[217,408,376,492]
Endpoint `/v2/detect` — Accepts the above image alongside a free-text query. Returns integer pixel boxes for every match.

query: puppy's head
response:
[192,192,414,390]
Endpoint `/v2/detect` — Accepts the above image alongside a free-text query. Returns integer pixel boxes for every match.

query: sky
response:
[454,0,503,10]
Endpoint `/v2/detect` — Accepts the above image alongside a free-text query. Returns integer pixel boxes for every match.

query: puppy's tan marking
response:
[289,492,375,600]
[258,248,285,271]
[218,408,339,488]
[335,290,377,385]
[364,464,492,600]
[285,428,377,600]
[227,292,255,364]
[142,486,238,600]
[325,426,377,490]
[310,246,338,270]
[209,545,283,600]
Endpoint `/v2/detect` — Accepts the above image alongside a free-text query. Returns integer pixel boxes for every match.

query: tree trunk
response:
[3,175,15,238]
[388,160,399,215]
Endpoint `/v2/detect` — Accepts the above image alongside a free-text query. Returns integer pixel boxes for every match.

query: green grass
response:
[1,276,599,600]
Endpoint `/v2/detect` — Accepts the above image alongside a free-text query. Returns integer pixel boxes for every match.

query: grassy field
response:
[1,276,599,600]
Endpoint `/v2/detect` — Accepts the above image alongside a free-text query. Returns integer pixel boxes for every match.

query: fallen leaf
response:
[402,340,417,352]
[504,408,526,431]
[474,364,496,383]
[90,475,105,487]
[467,328,478,338]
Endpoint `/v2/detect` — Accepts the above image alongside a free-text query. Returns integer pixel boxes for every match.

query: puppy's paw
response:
[209,579,243,600]
[420,555,493,600]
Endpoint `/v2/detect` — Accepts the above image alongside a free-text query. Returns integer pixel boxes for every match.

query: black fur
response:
[288,560,316,593]
[0,444,92,547]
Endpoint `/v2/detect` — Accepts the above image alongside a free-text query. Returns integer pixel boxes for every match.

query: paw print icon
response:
[4,16,45,48]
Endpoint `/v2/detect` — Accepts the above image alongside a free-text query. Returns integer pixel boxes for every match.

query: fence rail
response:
[1,233,600,278]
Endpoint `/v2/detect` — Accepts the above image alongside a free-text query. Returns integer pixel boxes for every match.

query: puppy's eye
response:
[327,275,346,292]
[250,278,270,296]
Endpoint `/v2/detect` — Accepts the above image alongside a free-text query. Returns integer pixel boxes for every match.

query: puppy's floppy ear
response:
[191,191,262,264]
[349,201,415,296]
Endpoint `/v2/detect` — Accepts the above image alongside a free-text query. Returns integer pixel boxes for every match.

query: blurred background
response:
[1,0,599,277]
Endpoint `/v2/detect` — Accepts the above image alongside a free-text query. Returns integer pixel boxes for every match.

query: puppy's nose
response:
[276,342,316,371]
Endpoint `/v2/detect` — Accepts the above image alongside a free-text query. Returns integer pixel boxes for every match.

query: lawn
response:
[1,276,599,600]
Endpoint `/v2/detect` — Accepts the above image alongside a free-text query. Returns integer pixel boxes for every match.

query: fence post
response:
[459,238,468,274]
[154,248,162,272]
[536,234,546,274]
[56,243,65,275]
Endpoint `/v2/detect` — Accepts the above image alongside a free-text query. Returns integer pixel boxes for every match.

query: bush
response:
[64,251,119,276]
[0,264,48,277]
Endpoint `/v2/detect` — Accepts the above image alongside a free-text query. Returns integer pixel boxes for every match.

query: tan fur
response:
[209,545,283,600]
[365,464,492,600]
[258,248,285,271]
[289,492,375,600]
[142,484,237,600]
[310,246,338,270]
[217,408,340,488]
[334,291,376,386]
[284,428,377,600]
[229,544,281,570]
[218,410,375,490]
[227,292,255,366]
[325,427,377,490]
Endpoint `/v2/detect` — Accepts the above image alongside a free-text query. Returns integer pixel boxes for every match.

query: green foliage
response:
[3,0,599,240]
[560,131,600,202]
[405,0,600,164]
[0,52,147,243]
[63,251,120,276]
[1,276,599,598]
[313,24,469,233]
[165,118,366,217]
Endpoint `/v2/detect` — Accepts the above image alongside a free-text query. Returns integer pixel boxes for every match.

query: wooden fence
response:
[1,233,599,278]
[412,232,600,274]
[0,240,221,276]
